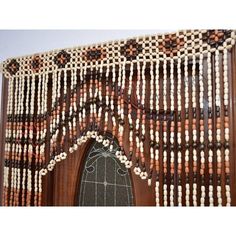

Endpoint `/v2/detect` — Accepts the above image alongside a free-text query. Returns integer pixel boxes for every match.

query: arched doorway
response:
[77,133,134,206]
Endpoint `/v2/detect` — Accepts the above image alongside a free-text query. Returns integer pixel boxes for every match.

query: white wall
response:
[0,30,170,112]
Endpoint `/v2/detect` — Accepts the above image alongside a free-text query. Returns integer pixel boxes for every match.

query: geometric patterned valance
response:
[3,30,236,77]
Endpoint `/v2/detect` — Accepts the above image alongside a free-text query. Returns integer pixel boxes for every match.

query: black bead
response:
[186,176,189,182]
[120,120,125,125]
[216,142,222,149]
[226,176,230,185]
[208,143,213,148]
[200,144,205,150]
[150,141,155,147]
[225,142,230,148]
[193,142,197,148]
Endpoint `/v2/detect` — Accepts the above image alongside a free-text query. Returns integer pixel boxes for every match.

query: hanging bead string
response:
[134,62,141,176]
[162,56,168,207]
[140,61,148,180]
[13,75,20,206]
[20,77,26,205]
[55,70,62,158]
[57,70,67,162]
[17,75,25,206]
[215,49,222,206]
[41,71,55,175]
[68,69,75,153]
[199,53,205,207]
[7,76,14,205]
[47,71,58,172]
[207,51,214,206]
[96,64,103,142]
[126,62,134,169]
[223,47,231,206]
[69,69,75,153]
[47,71,56,173]
[72,68,78,150]
[3,76,13,206]
[77,66,84,146]
[82,66,87,141]
[26,74,35,206]
[21,76,30,206]
[78,67,83,138]
[37,73,45,205]
[103,66,110,147]
[192,53,198,207]
[93,64,99,137]
[115,62,121,157]
[38,72,48,205]
[11,77,21,206]
[51,71,62,170]
[155,59,160,206]
[34,74,42,206]
[96,64,104,144]
[110,63,116,152]
[19,76,26,206]
[9,76,19,206]
[176,57,182,206]
[148,61,154,186]
[117,62,127,164]
[11,76,18,206]
[184,56,190,206]
[87,67,94,138]
[170,58,175,207]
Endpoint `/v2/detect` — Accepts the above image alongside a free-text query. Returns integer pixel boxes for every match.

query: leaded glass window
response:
[78,133,134,206]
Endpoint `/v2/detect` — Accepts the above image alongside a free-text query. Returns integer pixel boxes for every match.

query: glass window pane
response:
[78,133,134,206]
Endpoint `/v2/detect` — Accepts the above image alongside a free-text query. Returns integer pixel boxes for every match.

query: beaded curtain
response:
[1,30,235,206]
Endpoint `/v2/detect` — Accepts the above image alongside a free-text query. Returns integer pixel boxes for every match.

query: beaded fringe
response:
[2,30,235,206]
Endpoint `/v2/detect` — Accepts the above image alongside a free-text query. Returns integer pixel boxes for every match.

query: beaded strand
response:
[148,61,154,186]
[163,56,168,206]
[134,61,141,176]
[140,61,148,180]
[199,53,205,207]
[176,57,182,206]
[215,49,222,206]
[207,52,214,206]
[126,62,134,169]
[192,53,198,207]
[223,47,231,206]
[184,56,190,206]
[155,59,160,206]
[3,76,14,206]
